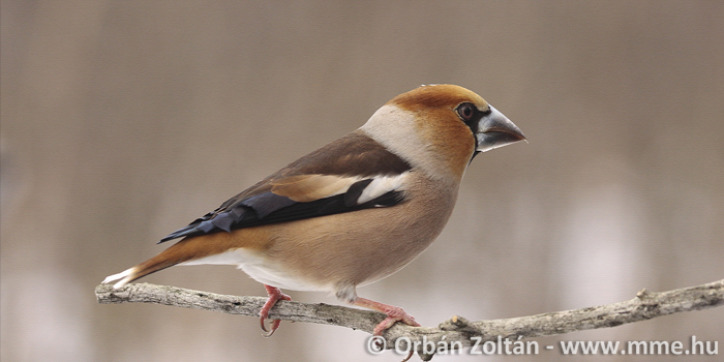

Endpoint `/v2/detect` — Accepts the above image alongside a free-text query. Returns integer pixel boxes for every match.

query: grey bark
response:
[95,279,724,360]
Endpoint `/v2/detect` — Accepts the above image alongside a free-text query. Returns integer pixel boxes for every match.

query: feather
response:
[158,131,412,243]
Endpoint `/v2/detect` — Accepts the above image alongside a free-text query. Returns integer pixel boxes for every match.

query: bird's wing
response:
[159,131,411,242]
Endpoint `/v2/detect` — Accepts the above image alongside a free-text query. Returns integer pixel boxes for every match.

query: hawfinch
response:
[103,84,526,336]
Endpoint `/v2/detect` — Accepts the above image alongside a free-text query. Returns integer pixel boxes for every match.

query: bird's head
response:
[360,84,526,181]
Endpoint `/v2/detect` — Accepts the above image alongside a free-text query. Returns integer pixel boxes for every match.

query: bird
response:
[102,84,526,336]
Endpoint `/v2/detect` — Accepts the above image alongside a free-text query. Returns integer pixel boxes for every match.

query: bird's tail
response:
[102,239,202,289]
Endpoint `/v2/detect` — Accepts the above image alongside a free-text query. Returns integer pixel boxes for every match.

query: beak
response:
[476,105,527,152]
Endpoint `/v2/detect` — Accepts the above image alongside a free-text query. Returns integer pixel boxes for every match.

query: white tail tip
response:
[102,267,136,289]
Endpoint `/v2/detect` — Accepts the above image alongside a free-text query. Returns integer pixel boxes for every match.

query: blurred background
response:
[2,1,722,361]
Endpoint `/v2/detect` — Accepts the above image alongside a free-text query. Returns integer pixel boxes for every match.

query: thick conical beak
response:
[476,105,526,152]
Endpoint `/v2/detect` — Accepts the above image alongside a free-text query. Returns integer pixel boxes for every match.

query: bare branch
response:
[96,279,724,360]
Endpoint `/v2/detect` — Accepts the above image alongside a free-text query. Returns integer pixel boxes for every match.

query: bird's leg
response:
[259,285,292,336]
[353,297,420,335]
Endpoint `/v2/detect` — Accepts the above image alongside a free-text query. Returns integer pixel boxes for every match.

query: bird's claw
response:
[259,285,291,336]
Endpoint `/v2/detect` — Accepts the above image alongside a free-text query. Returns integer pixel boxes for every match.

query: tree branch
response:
[96,279,723,360]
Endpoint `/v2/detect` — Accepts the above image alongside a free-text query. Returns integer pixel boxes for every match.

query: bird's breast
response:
[258,171,459,291]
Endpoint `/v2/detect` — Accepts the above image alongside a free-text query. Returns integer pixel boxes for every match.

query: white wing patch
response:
[356,172,409,205]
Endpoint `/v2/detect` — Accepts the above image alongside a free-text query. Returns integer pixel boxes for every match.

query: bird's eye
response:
[456,103,476,122]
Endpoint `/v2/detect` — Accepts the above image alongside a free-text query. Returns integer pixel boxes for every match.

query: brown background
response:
[2,1,722,361]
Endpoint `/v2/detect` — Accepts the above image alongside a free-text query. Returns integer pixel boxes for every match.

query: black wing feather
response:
[158,179,405,243]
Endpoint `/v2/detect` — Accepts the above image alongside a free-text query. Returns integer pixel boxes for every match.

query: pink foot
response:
[353,297,420,335]
[259,285,291,336]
